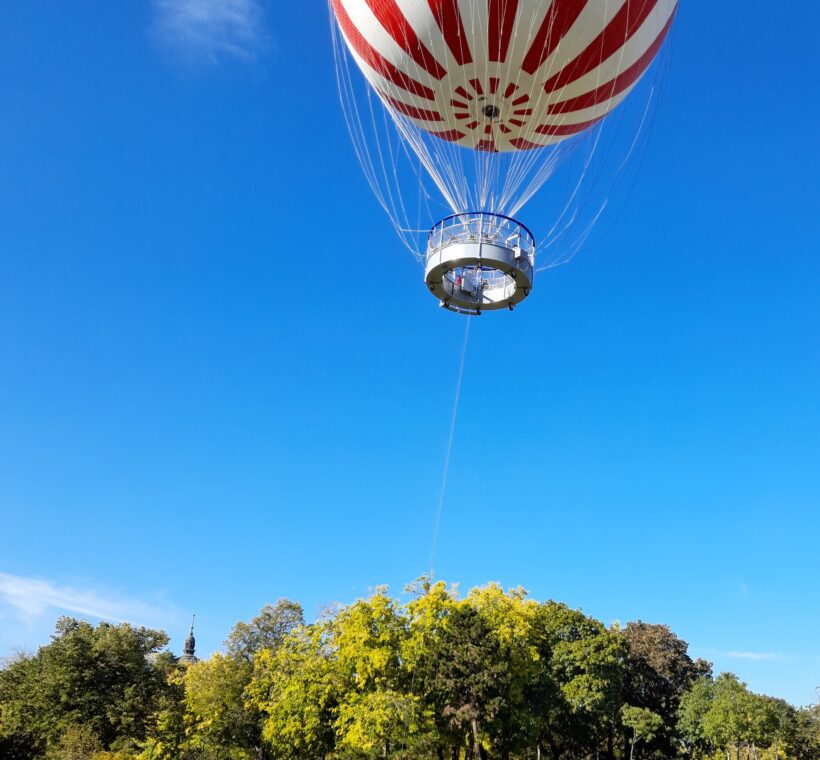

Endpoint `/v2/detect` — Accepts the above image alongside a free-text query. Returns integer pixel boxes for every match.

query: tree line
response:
[1,580,818,760]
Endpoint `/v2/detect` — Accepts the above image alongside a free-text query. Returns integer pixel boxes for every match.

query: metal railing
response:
[444,267,510,291]
[426,212,536,262]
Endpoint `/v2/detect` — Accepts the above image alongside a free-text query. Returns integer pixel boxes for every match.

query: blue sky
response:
[1,2,818,707]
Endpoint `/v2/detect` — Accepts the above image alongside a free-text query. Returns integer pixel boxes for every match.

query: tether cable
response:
[428,314,472,580]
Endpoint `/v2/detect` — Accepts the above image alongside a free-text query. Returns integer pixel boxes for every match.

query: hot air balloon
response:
[330,0,678,314]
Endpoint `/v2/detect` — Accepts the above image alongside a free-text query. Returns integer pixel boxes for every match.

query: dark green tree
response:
[530,603,625,760]
[620,621,711,758]
[790,703,820,760]
[422,603,510,759]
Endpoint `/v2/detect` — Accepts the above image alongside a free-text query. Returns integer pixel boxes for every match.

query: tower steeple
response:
[180,615,198,665]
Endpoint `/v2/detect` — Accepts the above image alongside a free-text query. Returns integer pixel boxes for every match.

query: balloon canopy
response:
[332,0,677,152]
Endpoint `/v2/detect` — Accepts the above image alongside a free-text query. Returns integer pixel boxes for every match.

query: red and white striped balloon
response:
[331,0,678,152]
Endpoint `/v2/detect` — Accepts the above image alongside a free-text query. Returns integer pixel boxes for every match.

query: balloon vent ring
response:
[424,213,535,316]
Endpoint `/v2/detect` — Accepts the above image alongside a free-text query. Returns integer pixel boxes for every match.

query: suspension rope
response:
[428,315,472,580]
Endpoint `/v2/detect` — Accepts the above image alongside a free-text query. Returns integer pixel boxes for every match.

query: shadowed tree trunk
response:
[471,719,482,759]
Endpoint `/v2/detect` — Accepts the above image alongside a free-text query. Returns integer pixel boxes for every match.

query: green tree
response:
[422,602,510,759]
[136,665,186,760]
[466,584,539,760]
[174,601,304,760]
[621,706,663,760]
[225,600,304,664]
[752,696,796,760]
[701,673,756,760]
[678,676,716,758]
[404,580,461,759]
[789,703,820,760]
[0,618,172,757]
[183,654,259,760]
[331,589,434,758]
[620,622,711,758]
[528,602,625,760]
[248,622,337,759]
[47,723,103,760]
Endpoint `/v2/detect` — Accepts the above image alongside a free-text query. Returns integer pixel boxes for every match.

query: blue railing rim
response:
[429,212,535,245]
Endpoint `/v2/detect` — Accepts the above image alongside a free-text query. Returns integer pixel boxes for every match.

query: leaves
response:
[2,587,816,760]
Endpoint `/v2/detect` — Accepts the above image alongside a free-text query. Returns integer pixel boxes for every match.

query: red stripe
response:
[503,82,517,98]
[488,0,519,63]
[430,129,466,142]
[509,137,543,150]
[544,0,660,92]
[364,0,447,80]
[382,94,444,122]
[454,85,473,101]
[332,0,436,100]
[521,0,589,75]
[476,139,498,152]
[547,11,675,114]
[428,0,473,65]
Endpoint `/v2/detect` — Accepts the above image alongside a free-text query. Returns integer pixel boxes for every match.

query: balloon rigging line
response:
[428,315,472,580]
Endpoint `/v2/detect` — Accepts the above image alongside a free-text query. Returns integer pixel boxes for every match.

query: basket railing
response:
[426,212,535,262]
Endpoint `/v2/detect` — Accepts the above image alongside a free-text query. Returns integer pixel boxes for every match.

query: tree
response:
[0,618,172,757]
[330,589,434,758]
[247,622,337,760]
[620,622,711,758]
[701,673,756,760]
[183,654,260,760]
[752,696,796,760]
[790,704,820,760]
[678,676,716,758]
[422,602,510,759]
[170,600,305,760]
[466,584,538,760]
[404,580,462,759]
[528,602,625,760]
[48,723,103,760]
[621,706,663,760]
[225,600,304,663]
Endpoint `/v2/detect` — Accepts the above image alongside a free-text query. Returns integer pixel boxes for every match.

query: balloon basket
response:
[424,213,535,316]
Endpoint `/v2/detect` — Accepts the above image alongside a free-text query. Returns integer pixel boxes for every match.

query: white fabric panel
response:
[530,0,629,82]
[393,0,462,73]
[541,0,678,105]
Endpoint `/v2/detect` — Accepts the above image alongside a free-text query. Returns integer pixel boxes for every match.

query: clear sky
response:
[1,2,818,707]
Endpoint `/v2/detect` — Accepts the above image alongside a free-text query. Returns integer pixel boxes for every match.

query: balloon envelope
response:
[331,0,678,152]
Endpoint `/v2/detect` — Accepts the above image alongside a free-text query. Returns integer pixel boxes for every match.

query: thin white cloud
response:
[725,650,786,662]
[0,572,175,627]
[726,650,786,662]
[152,0,269,64]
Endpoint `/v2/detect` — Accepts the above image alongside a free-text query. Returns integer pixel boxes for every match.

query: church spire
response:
[180,615,198,664]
